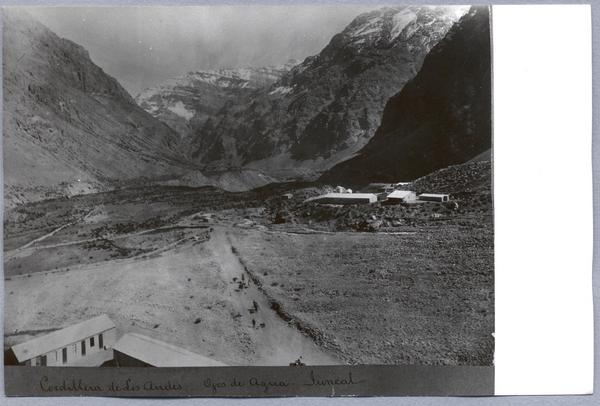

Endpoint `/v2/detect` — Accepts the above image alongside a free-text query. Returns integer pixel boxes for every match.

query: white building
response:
[387,190,417,203]
[306,193,377,205]
[419,193,450,202]
[10,314,117,367]
[113,333,227,367]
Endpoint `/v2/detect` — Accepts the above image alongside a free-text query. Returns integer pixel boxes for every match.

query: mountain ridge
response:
[135,61,297,140]
[177,6,469,178]
[320,6,492,186]
[2,9,202,207]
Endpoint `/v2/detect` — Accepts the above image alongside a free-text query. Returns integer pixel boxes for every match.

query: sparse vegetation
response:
[230,224,493,365]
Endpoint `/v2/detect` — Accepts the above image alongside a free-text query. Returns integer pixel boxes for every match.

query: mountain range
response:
[3,6,491,207]
[182,5,470,179]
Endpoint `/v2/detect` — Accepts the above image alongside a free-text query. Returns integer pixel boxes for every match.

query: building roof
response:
[387,190,415,199]
[113,333,227,367]
[307,193,377,201]
[11,314,115,362]
[419,193,450,197]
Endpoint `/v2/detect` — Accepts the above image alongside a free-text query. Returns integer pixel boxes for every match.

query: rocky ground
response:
[230,225,493,365]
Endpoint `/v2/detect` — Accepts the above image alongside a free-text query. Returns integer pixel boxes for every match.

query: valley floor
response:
[3,181,493,366]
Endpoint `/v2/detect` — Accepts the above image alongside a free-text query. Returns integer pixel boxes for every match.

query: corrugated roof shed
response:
[11,314,115,362]
[113,333,227,367]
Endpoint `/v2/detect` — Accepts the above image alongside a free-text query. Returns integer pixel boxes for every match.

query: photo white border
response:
[493,4,594,395]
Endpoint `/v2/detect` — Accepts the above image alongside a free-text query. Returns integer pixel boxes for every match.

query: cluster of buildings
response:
[306,182,450,205]
[7,314,226,368]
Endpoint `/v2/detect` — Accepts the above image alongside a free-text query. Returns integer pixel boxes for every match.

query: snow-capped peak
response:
[342,6,469,48]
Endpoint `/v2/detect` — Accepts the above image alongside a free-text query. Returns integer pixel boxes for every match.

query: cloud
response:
[23,6,372,95]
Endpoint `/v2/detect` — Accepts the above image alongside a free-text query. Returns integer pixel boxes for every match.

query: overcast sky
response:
[23,6,373,96]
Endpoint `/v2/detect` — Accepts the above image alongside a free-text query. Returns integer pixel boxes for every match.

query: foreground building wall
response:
[10,314,117,367]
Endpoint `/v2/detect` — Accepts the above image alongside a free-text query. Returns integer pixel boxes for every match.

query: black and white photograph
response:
[3,3,494,394]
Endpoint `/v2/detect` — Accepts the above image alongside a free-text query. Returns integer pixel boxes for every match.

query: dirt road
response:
[205,226,340,365]
[4,220,78,260]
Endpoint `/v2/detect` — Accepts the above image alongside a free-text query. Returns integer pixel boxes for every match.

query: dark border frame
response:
[4,365,493,397]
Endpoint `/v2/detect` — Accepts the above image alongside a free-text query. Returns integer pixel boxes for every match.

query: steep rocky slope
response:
[135,62,296,140]
[321,6,491,186]
[189,6,469,178]
[2,10,202,208]
[410,161,492,201]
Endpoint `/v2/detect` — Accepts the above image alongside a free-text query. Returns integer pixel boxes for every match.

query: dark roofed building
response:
[419,193,450,202]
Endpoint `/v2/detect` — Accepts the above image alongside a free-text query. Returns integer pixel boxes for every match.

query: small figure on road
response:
[289,356,305,366]
[253,300,258,311]
[252,319,256,328]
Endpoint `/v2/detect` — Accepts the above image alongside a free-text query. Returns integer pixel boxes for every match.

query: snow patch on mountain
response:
[188,71,250,88]
[390,9,417,39]
[269,86,293,96]
[167,101,194,120]
[352,20,382,37]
